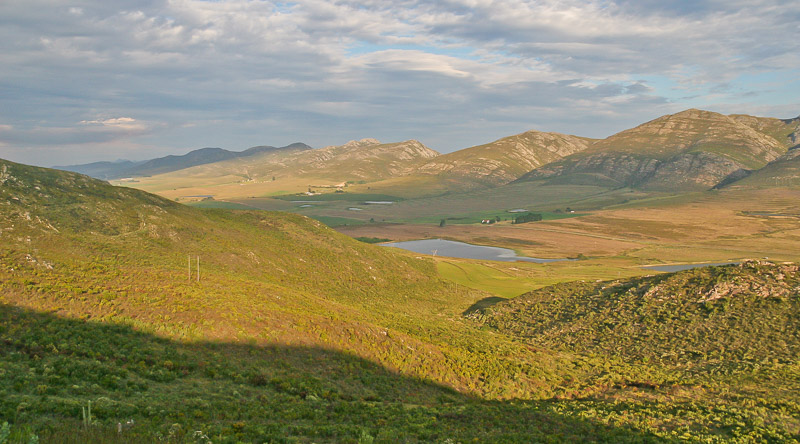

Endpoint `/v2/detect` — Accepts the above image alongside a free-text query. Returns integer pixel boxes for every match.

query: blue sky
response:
[1,0,798,166]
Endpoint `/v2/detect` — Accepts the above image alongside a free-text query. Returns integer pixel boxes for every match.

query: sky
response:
[1,0,799,166]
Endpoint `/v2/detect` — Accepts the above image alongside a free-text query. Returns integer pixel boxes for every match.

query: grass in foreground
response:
[0,305,672,443]
[3,159,800,442]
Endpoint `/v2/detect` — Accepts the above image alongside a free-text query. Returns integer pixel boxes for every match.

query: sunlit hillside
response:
[519,109,795,190]
[2,158,800,441]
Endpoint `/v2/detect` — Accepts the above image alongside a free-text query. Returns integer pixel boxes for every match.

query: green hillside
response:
[0,158,537,394]
[411,130,593,188]
[125,139,440,200]
[475,260,800,375]
[730,115,800,150]
[518,109,789,191]
[726,148,800,188]
[471,261,800,440]
[3,158,800,442]
[0,159,607,441]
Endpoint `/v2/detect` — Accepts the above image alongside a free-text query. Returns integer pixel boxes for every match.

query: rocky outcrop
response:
[264,139,440,180]
[518,109,791,191]
[415,130,592,186]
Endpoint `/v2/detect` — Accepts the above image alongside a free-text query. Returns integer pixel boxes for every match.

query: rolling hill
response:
[127,138,440,199]
[473,260,800,371]
[730,114,800,150]
[0,158,598,440]
[55,143,312,180]
[413,130,593,187]
[726,146,800,188]
[517,109,792,191]
[3,158,800,441]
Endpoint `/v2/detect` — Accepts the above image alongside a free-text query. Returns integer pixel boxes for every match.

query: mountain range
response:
[517,109,800,191]
[57,109,799,200]
[55,142,312,180]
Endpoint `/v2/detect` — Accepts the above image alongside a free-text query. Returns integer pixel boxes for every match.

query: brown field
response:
[339,188,800,264]
[338,222,642,259]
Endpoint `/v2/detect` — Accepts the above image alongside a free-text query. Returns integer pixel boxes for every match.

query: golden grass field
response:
[337,187,800,297]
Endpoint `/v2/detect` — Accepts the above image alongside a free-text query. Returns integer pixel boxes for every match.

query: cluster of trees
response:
[512,212,543,224]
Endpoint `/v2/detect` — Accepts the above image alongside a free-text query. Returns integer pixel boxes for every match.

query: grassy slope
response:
[729,148,800,188]
[476,261,800,370]
[407,130,593,188]
[517,109,789,191]
[124,139,439,200]
[2,159,573,394]
[0,159,627,441]
[1,305,668,443]
[472,261,800,441]
[3,159,800,441]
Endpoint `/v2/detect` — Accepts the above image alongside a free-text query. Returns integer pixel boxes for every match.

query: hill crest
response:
[55,142,313,180]
[517,109,791,191]
[414,130,593,186]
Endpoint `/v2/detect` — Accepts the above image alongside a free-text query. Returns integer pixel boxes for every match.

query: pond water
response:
[381,238,565,263]
[642,262,739,272]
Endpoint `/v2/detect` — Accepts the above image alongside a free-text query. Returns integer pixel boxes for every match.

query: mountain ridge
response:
[55,142,313,180]
[413,130,594,187]
[516,109,793,191]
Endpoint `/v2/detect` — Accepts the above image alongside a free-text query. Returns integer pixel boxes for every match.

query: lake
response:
[382,238,565,263]
[643,262,739,272]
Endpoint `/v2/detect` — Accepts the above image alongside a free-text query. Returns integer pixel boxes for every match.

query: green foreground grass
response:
[2,159,800,442]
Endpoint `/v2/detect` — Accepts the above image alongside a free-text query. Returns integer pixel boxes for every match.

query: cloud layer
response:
[1,0,798,165]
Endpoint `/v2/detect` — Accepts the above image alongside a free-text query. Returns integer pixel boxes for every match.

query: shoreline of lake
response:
[381,238,567,263]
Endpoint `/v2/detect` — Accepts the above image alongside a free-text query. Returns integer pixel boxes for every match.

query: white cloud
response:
[0,0,798,166]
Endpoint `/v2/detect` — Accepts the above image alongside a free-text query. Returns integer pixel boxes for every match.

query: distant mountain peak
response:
[518,109,791,191]
[55,142,312,180]
[340,138,381,149]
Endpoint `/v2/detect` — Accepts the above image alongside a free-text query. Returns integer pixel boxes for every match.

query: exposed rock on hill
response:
[415,130,592,186]
[730,114,800,150]
[292,139,439,178]
[518,109,789,191]
[473,260,800,366]
[729,146,800,188]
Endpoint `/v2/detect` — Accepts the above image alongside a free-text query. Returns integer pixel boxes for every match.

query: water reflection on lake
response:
[382,238,565,263]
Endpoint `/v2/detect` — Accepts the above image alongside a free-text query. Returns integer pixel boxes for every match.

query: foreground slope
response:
[518,109,790,191]
[3,159,800,441]
[475,261,800,372]
[0,157,515,391]
[0,158,617,440]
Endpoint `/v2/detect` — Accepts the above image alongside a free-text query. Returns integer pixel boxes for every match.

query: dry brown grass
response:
[339,188,800,265]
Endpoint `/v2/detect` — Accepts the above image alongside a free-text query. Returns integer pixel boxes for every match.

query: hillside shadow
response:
[0,304,670,443]
[462,296,506,315]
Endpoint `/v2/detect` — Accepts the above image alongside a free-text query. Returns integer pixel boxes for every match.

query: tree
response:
[439,219,446,227]
[512,212,543,224]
